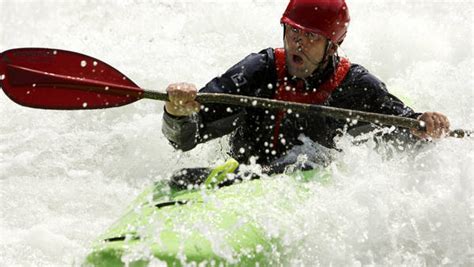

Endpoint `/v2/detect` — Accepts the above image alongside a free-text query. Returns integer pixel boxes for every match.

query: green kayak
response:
[85,159,331,266]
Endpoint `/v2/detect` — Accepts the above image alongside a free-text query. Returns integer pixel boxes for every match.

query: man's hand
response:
[412,112,450,139]
[165,83,200,117]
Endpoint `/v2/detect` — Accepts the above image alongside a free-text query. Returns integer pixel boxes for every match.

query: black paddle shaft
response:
[142,89,472,138]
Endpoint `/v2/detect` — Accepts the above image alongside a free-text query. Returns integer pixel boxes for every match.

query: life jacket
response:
[272,48,351,149]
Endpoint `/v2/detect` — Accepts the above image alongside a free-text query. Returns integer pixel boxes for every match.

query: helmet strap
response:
[310,40,334,77]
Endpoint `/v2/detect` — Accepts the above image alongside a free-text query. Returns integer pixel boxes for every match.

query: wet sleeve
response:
[162,109,200,151]
[161,48,275,151]
[370,82,420,119]
[333,66,421,118]
[330,66,422,141]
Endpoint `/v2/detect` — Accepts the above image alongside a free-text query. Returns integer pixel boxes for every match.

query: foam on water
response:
[0,0,473,266]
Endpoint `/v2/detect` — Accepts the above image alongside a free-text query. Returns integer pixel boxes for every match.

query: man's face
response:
[283,24,330,79]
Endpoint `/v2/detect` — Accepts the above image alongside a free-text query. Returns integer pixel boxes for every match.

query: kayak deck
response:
[85,168,329,266]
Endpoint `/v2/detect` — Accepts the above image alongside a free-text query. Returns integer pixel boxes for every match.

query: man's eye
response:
[307,32,320,41]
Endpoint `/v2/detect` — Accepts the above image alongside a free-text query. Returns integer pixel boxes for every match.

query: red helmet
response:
[281,0,350,44]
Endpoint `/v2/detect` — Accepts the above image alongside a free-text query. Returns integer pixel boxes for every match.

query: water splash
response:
[0,0,472,266]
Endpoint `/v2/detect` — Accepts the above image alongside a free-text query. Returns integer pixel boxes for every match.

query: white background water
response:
[1,0,473,266]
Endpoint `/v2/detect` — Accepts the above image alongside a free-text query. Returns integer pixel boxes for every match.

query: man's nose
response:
[293,37,304,51]
[292,33,302,43]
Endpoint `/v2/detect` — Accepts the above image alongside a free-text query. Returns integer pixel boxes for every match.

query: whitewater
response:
[0,0,472,266]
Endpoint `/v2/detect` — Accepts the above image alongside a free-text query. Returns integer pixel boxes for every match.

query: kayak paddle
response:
[0,47,471,138]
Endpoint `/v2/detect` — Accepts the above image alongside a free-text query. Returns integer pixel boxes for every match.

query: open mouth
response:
[292,54,304,65]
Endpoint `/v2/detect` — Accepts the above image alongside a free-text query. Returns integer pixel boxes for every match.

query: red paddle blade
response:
[0,48,143,109]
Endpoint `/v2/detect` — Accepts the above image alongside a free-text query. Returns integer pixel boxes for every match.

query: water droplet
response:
[80,60,87,67]
[252,100,257,106]
[271,150,276,155]
[105,86,109,90]
[287,109,292,114]
[32,84,36,87]
[239,147,245,154]
[441,258,450,265]
[82,102,88,108]
[0,74,5,80]
[267,83,273,89]
[93,61,98,66]
[53,50,58,55]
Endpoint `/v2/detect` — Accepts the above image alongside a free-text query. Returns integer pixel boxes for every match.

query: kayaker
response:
[162,0,450,169]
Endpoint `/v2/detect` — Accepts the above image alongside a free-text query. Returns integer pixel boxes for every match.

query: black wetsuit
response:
[162,48,420,167]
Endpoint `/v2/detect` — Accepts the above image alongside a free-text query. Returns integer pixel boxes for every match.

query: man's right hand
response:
[165,83,200,117]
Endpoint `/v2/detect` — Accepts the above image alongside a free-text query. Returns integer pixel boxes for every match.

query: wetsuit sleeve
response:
[161,48,276,151]
[162,110,200,151]
[329,65,422,141]
[331,65,420,118]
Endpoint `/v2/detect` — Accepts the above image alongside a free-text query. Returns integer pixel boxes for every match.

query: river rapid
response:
[0,0,473,266]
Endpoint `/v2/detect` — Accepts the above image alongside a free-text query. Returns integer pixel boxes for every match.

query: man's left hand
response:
[412,112,450,139]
